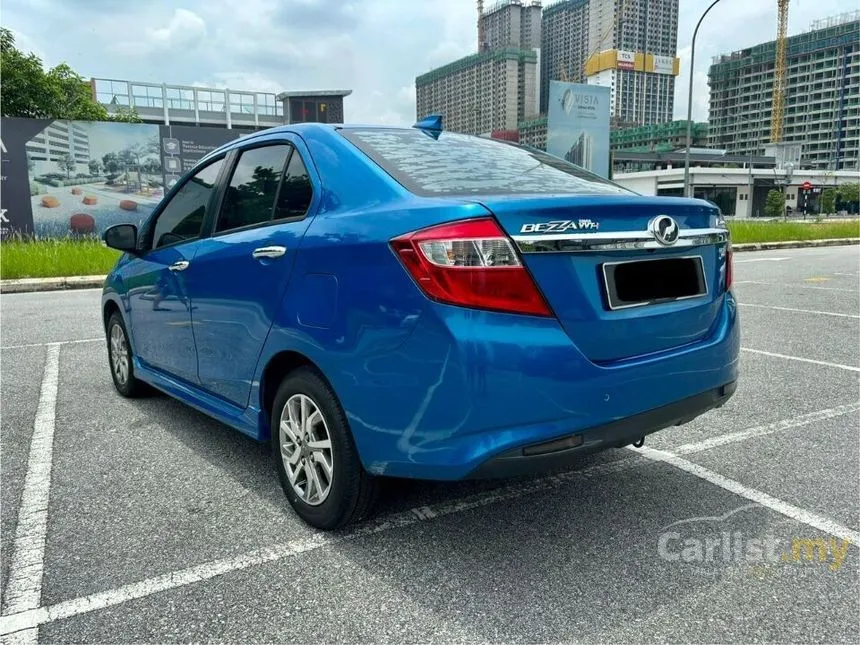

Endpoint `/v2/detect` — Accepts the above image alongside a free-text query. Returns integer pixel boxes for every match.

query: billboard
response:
[652,55,675,75]
[0,118,240,239]
[616,50,635,70]
[546,81,610,178]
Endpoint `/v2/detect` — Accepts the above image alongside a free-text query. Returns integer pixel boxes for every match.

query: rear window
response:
[339,128,631,197]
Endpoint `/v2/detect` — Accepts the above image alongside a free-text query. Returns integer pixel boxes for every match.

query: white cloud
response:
[1,0,851,129]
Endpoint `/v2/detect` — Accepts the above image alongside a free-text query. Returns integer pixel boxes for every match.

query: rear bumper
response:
[468,380,736,479]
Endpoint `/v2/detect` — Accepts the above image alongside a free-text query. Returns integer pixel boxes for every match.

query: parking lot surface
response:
[1,244,858,643]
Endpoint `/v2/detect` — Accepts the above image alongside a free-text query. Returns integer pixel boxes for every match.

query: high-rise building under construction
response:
[708,12,859,170]
[539,0,679,126]
[416,1,541,135]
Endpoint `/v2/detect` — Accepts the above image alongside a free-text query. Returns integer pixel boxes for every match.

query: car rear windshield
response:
[339,128,632,197]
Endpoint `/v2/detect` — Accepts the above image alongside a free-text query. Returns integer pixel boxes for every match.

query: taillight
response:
[391,218,552,317]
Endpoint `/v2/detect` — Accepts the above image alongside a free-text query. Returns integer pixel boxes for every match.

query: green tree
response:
[838,182,860,209]
[821,187,837,215]
[88,159,101,176]
[56,152,76,179]
[765,189,786,218]
[110,105,143,123]
[1,27,136,123]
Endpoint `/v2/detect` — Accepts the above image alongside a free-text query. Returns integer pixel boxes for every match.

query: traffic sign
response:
[802,181,812,191]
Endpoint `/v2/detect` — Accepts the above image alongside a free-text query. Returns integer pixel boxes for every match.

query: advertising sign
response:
[616,50,635,70]
[0,118,240,239]
[546,81,611,178]
[653,55,675,75]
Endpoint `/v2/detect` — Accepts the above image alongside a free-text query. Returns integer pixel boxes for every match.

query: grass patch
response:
[728,219,860,244]
[1,220,859,280]
[1,238,121,280]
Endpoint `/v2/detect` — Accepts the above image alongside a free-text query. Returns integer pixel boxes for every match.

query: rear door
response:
[183,136,319,406]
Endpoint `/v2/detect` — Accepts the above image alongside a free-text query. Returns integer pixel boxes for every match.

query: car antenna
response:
[412,114,443,139]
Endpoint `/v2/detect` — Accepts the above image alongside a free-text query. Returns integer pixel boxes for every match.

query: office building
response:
[91,78,351,131]
[415,49,538,135]
[539,0,589,113]
[480,0,542,51]
[708,11,860,170]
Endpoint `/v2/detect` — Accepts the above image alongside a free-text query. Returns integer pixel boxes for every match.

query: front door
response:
[184,138,318,406]
[126,157,227,383]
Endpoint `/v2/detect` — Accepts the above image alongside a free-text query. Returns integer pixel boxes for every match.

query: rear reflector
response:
[391,218,552,317]
[725,242,733,291]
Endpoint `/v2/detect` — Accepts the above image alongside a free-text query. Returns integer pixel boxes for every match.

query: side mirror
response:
[103,224,139,253]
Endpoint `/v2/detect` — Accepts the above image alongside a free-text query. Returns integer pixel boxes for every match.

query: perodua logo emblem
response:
[649,215,680,246]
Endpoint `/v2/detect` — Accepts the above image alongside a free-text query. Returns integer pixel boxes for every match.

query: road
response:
[1,245,858,643]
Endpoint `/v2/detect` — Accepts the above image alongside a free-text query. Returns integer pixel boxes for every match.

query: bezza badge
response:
[519,219,600,233]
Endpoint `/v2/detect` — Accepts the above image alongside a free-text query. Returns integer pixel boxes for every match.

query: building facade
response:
[480,0,543,51]
[611,120,708,152]
[518,116,548,149]
[25,121,90,171]
[91,78,351,131]
[539,0,589,113]
[708,12,860,170]
[584,0,679,127]
[415,49,538,135]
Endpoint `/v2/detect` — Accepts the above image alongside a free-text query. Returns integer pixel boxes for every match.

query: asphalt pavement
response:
[1,245,858,643]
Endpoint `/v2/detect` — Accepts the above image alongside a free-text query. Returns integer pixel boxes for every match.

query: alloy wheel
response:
[278,394,334,506]
[110,324,129,385]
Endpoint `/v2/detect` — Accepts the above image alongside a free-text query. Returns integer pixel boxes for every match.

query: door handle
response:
[252,246,287,260]
[168,260,190,272]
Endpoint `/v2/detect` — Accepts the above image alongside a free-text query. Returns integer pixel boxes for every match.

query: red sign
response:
[802,181,812,191]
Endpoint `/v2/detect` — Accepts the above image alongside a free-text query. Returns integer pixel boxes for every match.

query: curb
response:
[1,239,857,294]
[733,238,859,252]
[0,275,105,294]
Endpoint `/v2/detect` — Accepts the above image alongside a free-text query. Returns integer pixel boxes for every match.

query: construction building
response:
[583,0,680,127]
[518,116,548,149]
[416,49,538,134]
[480,0,542,51]
[539,0,589,113]
[708,11,860,170]
[611,120,708,152]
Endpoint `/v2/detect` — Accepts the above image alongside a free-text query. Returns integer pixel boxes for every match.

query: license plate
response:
[602,256,707,311]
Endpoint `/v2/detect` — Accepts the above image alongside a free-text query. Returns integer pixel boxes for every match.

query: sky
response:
[2,0,852,126]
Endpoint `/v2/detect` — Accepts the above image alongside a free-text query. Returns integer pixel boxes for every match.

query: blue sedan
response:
[102,121,738,529]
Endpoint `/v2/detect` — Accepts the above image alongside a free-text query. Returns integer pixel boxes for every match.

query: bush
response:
[821,188,837,215]
[29,180,46,196]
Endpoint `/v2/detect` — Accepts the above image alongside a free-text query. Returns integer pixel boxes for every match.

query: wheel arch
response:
[259,350,336,442]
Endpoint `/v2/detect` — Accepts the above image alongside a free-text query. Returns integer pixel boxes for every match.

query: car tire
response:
[272,367,378,530]
[106,311,148,398]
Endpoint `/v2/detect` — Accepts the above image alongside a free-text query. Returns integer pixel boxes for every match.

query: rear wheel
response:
[272,367,378,529]
[106,311,147,398]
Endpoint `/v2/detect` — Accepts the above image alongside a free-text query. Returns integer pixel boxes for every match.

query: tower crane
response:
[770,0,790,142]
[477,0,485,52]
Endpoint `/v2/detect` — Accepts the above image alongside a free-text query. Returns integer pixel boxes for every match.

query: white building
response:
[614,167,859,217]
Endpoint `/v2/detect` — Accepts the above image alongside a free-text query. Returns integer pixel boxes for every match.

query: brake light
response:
[391,218,552,317]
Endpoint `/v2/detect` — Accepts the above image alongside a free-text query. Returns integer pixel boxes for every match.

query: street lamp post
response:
[683,0,725,198]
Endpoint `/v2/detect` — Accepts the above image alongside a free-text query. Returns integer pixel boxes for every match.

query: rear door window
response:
[216,145,292,233]
[339,128,631,197]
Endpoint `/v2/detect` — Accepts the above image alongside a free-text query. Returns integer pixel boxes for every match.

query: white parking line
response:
[734,257,790,263]
[738,303,860,319]
[0,458,635,637]
[741,347,860,372]
[631,446,860,545]
[1,345,61,645]
[674,402,860,454]
[734,280,856,292]
[1,338,102,351]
